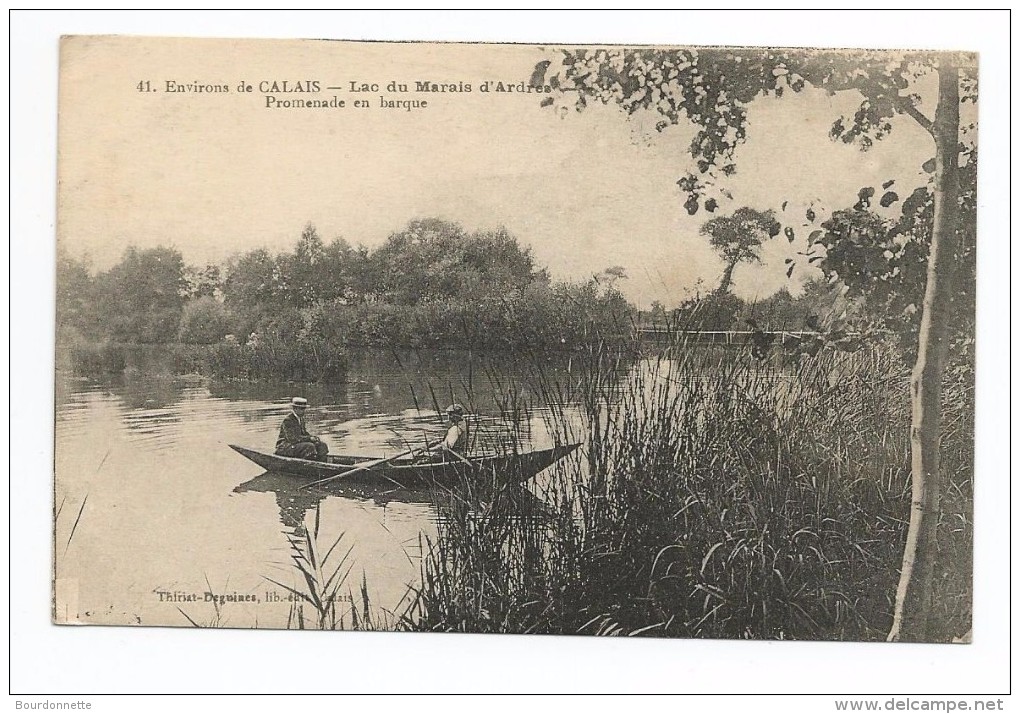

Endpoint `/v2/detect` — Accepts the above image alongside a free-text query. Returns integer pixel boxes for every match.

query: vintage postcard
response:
[55,35,976,643]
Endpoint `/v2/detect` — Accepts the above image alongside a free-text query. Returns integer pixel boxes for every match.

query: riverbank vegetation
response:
[394,147,976,640]
[535,46,976,642]
[393,71,977,639]
[57,218,634,382]
[58,217,855,384]
[404,336,973,641]
[56,189,975,641]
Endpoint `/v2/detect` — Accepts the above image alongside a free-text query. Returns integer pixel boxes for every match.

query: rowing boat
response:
[228,442,581,488]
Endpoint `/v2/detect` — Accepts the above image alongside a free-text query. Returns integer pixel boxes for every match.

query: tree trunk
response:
[717,259,738,294]
[887,64,960,642]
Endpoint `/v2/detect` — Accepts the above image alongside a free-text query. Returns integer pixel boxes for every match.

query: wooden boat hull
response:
[228,442,581,488]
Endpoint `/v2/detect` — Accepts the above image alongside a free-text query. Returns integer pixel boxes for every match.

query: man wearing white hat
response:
[275,397,329,461]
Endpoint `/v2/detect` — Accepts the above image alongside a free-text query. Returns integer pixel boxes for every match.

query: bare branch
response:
[896,96,935,135]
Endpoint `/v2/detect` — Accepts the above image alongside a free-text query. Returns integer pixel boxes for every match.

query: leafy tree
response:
[371,218,464,304]
[595,265,628,290]
[795,278,854,332]
[223,248,282,308]
[648,300,668,326]
[372,219,543,304]
[737,288,798,332]
[222,248,284,336]
[732,281,850,337]
[184,263,222,299]
[224,247,283,306]
[56,246,96,334]
[343,243,376,303]
[178,296,232,344]
[537,47,977,641]
[812,149,976,364]
[700,207,780,294]
[278,222,328,307]
[461,225,548,295]
[673,291,744,331]
[319,236,366,304]
[95,245,188,343]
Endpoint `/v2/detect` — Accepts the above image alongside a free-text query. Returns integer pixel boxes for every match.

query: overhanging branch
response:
[897,97,935,135]
[852,72,937,137]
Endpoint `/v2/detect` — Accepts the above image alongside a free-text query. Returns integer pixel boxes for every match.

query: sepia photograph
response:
[12,9,1011,700]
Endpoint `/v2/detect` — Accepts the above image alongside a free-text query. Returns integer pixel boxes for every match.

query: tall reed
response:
[405,335,973,641]
[170,336,347,383]
[264,504,392,631]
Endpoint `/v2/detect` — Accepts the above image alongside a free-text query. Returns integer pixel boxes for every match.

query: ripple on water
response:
[53,350,589,627]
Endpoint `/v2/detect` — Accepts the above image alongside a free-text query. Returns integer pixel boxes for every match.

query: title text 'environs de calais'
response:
[159,79,553,111]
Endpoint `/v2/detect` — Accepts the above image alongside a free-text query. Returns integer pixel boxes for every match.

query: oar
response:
[421,390,476,470]
[444,447,477,470]
[301,441,435,490]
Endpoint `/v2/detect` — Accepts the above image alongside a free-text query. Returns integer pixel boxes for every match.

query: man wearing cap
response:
[439,404,469,456]
[275,397,329,461]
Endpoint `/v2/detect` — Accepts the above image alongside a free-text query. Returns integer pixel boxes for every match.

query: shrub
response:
[178,297,233,344]
[67,341,127,376]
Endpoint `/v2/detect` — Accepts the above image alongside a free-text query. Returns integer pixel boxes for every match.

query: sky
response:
[60,36,937,308]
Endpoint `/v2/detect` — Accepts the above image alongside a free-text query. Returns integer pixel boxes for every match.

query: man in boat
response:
[418,403,470,461]
[275,397,329,462]
[437,404,470,458]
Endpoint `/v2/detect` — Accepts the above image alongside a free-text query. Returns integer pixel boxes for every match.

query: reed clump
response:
[66,341,127,376]
[62,332,348,384]
[402,471,553,634]
[169,335,348,383]
[406,336,973,641]
[265,505,389,631]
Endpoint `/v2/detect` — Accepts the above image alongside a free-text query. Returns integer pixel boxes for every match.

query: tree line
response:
[56,218,634,353]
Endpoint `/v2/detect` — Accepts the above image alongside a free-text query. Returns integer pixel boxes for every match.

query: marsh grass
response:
[402,468,554,634]
[66,341,126,376]
[63,335,347,384]
[57,493,89,559]
[169,336,347,383]
[263,504,355,630]
[264,504,395,631]
[405,334,973,641]
[176,575,233,628]
[53,490,90,622]
[171,504,393,630]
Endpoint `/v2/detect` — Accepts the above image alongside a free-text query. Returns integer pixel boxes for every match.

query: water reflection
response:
[233,469,555,540]
[54,346,598,627]
[232,471,446,532]
[57,346,595,445]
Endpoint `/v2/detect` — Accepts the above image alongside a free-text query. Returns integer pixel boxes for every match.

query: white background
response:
[7,9,1013,706]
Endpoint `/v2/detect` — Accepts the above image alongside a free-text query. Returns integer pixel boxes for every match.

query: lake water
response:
[53,348,587,630]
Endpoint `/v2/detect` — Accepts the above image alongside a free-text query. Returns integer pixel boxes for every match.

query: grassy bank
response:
[63,335,348,384]
[404,339,973,641]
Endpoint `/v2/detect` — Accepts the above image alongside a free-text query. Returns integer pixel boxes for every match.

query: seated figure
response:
[275,396,329,461]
